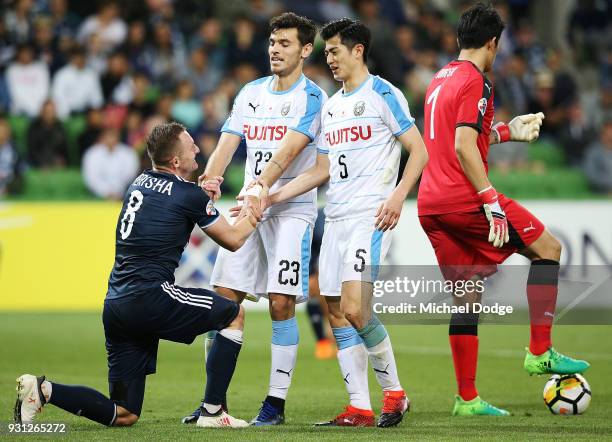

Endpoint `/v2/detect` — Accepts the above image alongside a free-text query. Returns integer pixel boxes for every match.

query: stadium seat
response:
[8,115,30,155]
[63,115,88,166]
[527,141,566,169]
[17,168,92,200]
[489,169,592,199]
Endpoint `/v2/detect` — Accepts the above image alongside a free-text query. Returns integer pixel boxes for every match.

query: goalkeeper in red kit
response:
[417,2,589,416]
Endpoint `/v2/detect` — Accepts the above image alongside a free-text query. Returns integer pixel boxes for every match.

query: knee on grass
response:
[113,407,139,427]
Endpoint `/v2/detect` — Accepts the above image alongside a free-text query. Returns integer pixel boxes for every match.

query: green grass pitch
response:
[1,311,611,441]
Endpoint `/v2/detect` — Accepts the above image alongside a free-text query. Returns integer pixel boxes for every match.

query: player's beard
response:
[271,56,300,78]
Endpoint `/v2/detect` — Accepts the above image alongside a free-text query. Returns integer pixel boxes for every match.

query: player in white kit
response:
[263,18,428,427]
[181,13,327,426]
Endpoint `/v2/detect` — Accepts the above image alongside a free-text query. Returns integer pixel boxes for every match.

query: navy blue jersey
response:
[106,170,219,300]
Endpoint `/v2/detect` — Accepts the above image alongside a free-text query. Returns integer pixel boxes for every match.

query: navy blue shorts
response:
[103,282,239,383]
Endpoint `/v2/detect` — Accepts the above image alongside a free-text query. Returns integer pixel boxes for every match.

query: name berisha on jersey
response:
[132,173,173,195]
[325,125,372,146]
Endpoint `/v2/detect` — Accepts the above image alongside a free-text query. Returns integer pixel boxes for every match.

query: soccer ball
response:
[543,374,591,415]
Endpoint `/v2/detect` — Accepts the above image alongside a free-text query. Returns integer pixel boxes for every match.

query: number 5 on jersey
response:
[338,154,348,179]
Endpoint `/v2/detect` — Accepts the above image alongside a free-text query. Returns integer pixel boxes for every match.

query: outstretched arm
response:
[490,112,545,145]
[204,211,258,252]
[198,132,242,200]
[268,153,330,206]
[258,129,312,188]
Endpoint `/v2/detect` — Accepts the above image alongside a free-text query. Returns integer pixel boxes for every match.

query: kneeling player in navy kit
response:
[15,122,260,428]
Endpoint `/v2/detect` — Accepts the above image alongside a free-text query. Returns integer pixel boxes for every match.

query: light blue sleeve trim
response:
[372,76,414,135]
[290,80,323,141]
[220,126,244,138]
[317,148,329,154]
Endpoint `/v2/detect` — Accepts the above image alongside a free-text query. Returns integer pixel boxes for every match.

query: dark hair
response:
[320,18,371,63]
[146,122,186,166]
[269,12,317,47]
[457,2,505,50]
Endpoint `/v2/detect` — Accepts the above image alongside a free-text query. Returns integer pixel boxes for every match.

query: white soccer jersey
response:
[222,74,327,223]
[319,75,415,220]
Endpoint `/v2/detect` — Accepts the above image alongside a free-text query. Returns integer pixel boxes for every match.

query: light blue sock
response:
[356,315,388,348]
[332,326,362,350]
[269,317,299,399]
[271,317,299,345]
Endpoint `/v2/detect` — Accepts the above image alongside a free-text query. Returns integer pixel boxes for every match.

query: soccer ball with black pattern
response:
[543,374,591,415]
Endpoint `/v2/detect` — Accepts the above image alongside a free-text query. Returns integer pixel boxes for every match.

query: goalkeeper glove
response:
[478,186,509,248]
[493,112,545,143]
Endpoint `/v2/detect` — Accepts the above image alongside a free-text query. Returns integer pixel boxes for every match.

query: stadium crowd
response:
[0,0,610,198]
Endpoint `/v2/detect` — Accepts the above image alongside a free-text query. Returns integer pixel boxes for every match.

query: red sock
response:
[526,260,559,355]
[449,335,479,401]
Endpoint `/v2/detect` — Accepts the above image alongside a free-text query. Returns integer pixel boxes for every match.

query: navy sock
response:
[306,299,325,341]
[49,383,117,426]
[204,334,242,406]
[265,395,285,413]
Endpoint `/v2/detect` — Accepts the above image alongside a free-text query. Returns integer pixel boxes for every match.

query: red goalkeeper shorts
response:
[419,194,545,281]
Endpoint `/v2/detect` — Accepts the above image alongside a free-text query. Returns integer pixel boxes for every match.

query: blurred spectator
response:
[151,93,173,122]
[5,43,50,117]
[226,16,268,75]
[319,0,355,22]
[558,102,595,167]
[52,46,103,119]
[569,0,610,65]
[395,25,417,73]
[353,0,403,85]
[496,51,531,116]
[0,21,16,68]
[124,110,146,152]
[4,0,34,44]
[583,119,612,194]
[78,108,105,160]
[437,25,459,68]
[514,20,547,72]
[49,0,79,38]
[142,20,187,90]
[0,118,23,196]
[528,70,564,138]
[411,6,443,51]
[85,32,108,74]
[171,80,203,129]
[547,49,577,108]
[32,16,65,74]
[128,72,155,118]
[189,18,227,72]
[101,51,133,104]
[26,99,69,168]
[77,1,127,53]
[82,128,138,200]
[184,47,221,98]
[121,21,149,75]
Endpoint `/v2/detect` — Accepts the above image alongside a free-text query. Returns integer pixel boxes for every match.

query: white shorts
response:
[319,217,392,297]
[210,216,313,303]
